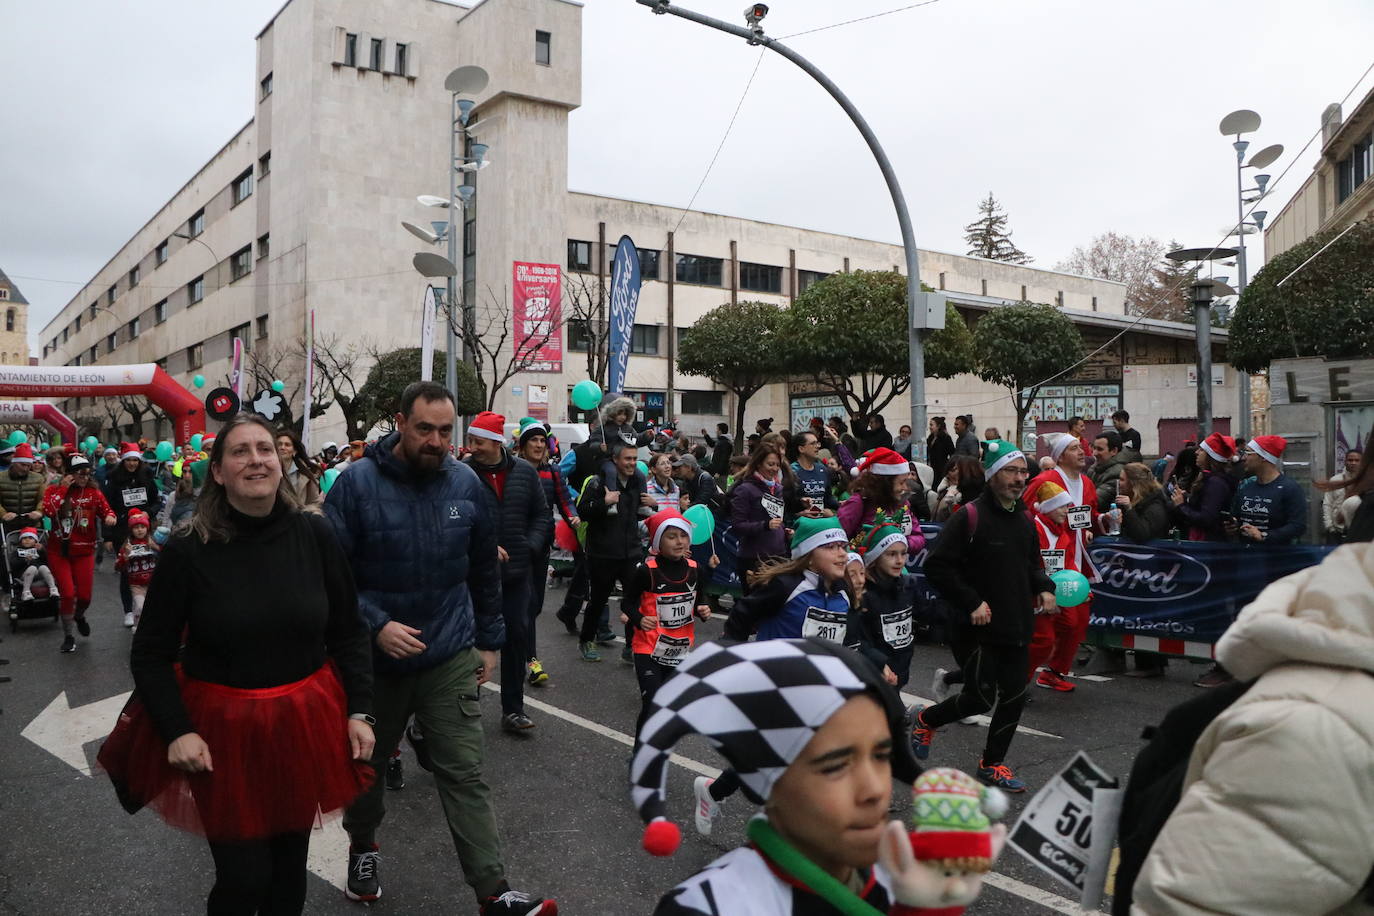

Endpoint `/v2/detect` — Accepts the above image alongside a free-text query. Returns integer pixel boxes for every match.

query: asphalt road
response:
[0,564,1211,915]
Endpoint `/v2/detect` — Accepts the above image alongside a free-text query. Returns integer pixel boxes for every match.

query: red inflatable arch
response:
[0,400,78,445]
[0,364,205,445]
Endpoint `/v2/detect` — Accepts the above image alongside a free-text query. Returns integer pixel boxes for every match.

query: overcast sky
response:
[4,0,1373,354]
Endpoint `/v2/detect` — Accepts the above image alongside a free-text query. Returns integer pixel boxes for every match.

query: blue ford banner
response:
[606,235,641,396]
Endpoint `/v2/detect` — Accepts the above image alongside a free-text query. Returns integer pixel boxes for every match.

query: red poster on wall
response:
[512,261,563,373]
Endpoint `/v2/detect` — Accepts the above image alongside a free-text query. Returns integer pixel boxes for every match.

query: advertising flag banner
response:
[301,311,315,453]
[230,337,245,398]
[512,262,563,373]
[607,236,641,395]
[420,286,438,382]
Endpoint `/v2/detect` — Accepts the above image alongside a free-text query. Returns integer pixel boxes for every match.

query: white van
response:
[501,421,590,449]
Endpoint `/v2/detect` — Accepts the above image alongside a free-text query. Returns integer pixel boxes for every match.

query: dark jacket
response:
[1120,489,1173,543]
[682,468,726,519]
[860,423,893,452]
[530,458,576,528]
[847,569,917,684]
[0,468,46,518]
[703,432,733,477]
[1091,451,1132,512]
[729,474,788,560]
[1346,496,1374,543]
[102,463,163,544]
[576,472,645,561]
[464,452,550,582]
[926,432,955,483]
[954,429,980,458]
[924,491,1053,647]
[323,431,504,674]
[1174,470,1235,542]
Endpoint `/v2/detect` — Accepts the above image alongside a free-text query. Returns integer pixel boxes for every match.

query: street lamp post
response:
[1167,246,1238,440]
[635,0,943,460]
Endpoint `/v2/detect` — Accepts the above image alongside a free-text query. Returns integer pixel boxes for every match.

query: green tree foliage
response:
[964,192,1032,264]
[358,348,485,432]
[782,271,975,423]
[972,302,1083,432]
[677,301,788,454]
[1228,218,1374,373]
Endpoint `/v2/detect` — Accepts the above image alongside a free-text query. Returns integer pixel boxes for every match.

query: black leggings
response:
[206,831,310,915]
[920,637,1029,766]
[633,653,675,741]
[579,557,636,643]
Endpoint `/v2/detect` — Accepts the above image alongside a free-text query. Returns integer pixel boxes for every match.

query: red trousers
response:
[48,549,95,619]
[1027,597,1091,678]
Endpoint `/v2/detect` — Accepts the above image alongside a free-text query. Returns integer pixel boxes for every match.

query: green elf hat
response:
[909,767,1008,871]
[790,516,849,558]
[859,523,905,566]
[981,438,1026,477]
[516,416,549,447]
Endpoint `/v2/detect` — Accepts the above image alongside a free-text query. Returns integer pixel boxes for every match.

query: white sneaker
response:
[123,612,135,628]
[49,587,59,598]
[20,590,32,603]
[693,776,721,837]
[930,668,955,704]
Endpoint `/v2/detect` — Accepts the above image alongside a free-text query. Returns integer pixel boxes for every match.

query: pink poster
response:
[512,261,563,373]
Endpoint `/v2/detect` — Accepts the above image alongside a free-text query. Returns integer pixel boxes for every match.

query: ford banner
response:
[606,235,641,396]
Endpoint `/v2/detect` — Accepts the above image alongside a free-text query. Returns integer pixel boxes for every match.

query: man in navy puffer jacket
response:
[326,382,552,914]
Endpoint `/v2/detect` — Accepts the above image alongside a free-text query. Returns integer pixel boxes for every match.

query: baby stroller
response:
[6,527,59,632]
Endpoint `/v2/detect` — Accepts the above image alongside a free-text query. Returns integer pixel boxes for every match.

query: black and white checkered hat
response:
[630,638,918,855]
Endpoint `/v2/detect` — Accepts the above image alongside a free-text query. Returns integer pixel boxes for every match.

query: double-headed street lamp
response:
[1167,246,1239,439]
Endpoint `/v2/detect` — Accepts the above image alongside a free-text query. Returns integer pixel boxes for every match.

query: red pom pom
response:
[643,819,681,856]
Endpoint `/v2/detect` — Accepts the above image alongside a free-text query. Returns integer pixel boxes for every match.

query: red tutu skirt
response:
[96,663,373,842]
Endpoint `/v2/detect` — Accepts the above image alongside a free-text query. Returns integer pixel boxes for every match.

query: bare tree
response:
[306,334,373,441]
[562,272,609,387]
[452,283,567,411]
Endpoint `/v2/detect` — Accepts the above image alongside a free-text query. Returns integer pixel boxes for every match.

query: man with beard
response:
[324,382,553,915]
[910,439,1056,793]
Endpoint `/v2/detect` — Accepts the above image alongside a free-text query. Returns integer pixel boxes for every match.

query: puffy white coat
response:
[1133,543,1374,915]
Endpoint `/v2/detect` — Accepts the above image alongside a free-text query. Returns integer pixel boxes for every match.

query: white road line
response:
[484,681,1093,913]
[1066,674,1113,682]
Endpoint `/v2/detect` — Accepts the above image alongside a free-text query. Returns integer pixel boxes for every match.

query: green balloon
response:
[271,379,285,392]
[8,430,27,446]
[190,434,204,451]
[683,504,716,545]
[570,380,603,412]
[193,374,206,389]
[156,440,174,462]
[1051,569,1092,607]
[636,460,649,477]
[322,467,341,494]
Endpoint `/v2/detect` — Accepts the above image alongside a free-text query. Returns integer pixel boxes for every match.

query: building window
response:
[256,315,269,339]
[638,248,661,280]
[1020,284,1027,300]
[797,270,828,294]
[187,343,203,370]
[369,38,383,70]
[675,253,723,286]
[535,30,551,66]
[394,43,408,75]
[630,324,660,355]
[73,354,82,367]
[567,239,593,272]
[739,262,782,294]
[938,272,946,290]
[680,390,724,415]
[260,72,273,99]
[128,317,141,340]
[229,323,251,357]
[1091,296,1099,312]
[89,303,97,320]
[344,33,358,66]
[128,264,140,288]
[230,246,253,281]
[980,278,988,296]
[259,151,271,178]
[0,289,8,301]
[155,300,167,325]
[232,169,254,205]
[107,285,116,305]
[188,276,204,305]
[4,309,13,332]
[257,233,270,260]
[189,209,205,237]
[155,239,169,265]
[1056,290,1064,307]
[567,319,592,352]
[106,332,117,353]
[88,345,98,363]
[74,314,81,332]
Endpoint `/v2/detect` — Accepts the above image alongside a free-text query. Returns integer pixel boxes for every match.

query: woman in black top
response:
[925,416,955,485]
[100,415,374,916]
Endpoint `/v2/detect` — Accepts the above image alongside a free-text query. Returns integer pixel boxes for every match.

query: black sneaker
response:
[406,722,433,773]
[59,635,76,654]
[75,615,91,637]
[502,712,535,733]
[385,753,404,790]
[554,607,578,636]
[594,628,618,646]
[480,888,557,915]
[344,845,381,901]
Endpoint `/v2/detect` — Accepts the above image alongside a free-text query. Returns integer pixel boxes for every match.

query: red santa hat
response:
[18,527,39,540]
[1247,435,1287,467]
[852,447,909,479]
[646,508,692,554]
[120,441,143,462]
[127,509,151,529]
[10,443,34,464]
[468,411,507,443]
[1198,432,1237,464]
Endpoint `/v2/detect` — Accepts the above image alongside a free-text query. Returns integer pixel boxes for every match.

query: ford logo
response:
[1087,544,1210,603]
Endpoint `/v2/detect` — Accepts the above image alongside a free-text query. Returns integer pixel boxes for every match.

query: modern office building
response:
[38,0,1229,455]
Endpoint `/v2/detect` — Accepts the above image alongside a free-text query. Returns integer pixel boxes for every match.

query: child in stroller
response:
[14,527,58,603]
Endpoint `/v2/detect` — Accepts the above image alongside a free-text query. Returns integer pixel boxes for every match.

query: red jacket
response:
[43,484,113,557]
[116,537,160,587]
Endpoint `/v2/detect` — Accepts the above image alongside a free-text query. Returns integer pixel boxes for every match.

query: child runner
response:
[115,508,160,629]
[631,638,1000,915]
[625,509,711,739]
[13,527,58,602]
[850,523,916,689]
[43,453,117,654]
[1024,480,1085,691]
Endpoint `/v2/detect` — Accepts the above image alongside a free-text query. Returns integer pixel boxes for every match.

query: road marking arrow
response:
[21,690,132,776]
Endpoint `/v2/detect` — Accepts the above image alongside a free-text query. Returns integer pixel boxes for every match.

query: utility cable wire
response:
[778,0,944,40]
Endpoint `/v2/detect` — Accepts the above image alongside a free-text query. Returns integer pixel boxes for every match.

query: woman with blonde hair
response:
[1115,462,1173,542]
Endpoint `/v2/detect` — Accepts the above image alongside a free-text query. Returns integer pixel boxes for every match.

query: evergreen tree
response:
[963,192,1032,264]
[1136,240,1198,322]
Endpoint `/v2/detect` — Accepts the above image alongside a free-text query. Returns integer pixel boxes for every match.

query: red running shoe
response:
[1035,670,1075,692]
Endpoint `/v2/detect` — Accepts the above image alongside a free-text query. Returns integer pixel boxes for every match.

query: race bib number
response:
[655,593,693,630]
[880,607,914,650]
[650,634,692,667]
[1040,549,1065,573]
[801,606,847,643]
[761,493,784,520]
[122,488,147,508]
[1067,506,1092,530]
[17,548,38,561]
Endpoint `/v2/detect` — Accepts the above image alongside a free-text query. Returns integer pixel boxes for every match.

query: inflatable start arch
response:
[0,401,78,444]
[0,364,205,445]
